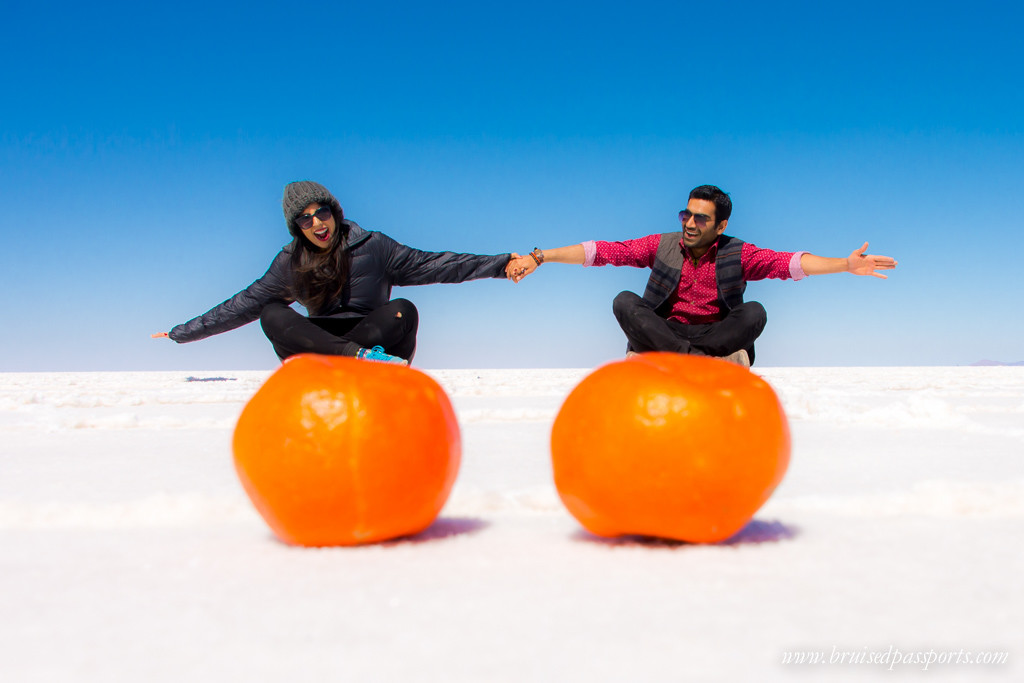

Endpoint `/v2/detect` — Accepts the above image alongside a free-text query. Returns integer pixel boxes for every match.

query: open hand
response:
[151,332,169,338]
[848,242,898,278]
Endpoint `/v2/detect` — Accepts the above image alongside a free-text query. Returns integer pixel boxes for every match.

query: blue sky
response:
[3,0,1022,370]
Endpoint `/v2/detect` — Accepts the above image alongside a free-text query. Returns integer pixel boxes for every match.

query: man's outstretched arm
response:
[800,242,898,279]
[506,245,585,282]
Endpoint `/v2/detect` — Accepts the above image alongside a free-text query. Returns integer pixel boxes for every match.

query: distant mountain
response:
[969,360,1024,366]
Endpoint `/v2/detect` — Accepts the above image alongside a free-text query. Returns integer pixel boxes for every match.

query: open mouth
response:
[313,227,330,242]
[684,229,700,239]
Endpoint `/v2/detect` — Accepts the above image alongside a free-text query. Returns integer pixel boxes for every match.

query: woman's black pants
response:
[259,299,419,362]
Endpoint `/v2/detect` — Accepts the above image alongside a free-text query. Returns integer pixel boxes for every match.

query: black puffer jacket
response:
[170,220,510,343]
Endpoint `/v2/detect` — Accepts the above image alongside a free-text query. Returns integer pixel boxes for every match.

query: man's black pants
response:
[259,299,419,362]
[611,291,766,363]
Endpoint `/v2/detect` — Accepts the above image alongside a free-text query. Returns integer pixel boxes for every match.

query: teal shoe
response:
[356,345,409,366]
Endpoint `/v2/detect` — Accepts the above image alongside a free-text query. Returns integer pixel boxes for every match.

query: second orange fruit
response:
[551,353,790,543]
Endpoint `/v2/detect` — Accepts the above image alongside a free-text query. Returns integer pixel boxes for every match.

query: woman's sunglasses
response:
[296,205,333,229]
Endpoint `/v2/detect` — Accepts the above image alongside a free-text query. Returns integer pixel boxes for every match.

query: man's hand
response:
[847,242,898,278]
[800,243,898,277]
[506,253,539,283]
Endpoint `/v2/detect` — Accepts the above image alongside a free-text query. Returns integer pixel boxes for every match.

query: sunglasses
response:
[678,210,715,228]
[296,205,333,229]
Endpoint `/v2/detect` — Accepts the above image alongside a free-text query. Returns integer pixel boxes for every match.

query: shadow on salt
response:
[264,516,490,549]
[391,516,490,544]
[571,518,798,548]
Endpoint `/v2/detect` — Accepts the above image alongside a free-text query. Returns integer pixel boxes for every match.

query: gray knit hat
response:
[282,180,345,236]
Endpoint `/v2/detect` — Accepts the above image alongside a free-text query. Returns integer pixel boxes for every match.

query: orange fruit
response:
[232,354,460,546]
[551,353,790,543]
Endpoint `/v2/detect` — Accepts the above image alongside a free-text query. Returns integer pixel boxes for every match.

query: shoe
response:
[716,349,750,368]
[356,346,409,366]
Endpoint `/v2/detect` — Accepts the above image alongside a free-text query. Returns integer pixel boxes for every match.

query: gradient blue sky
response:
[3,0,1022,370]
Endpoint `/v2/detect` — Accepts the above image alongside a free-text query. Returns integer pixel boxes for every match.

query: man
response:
[506,185,897,366]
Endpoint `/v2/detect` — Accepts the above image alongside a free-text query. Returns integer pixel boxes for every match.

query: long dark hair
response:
[288,208,350,315]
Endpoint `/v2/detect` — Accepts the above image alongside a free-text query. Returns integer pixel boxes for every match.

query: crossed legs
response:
[612,291,766,363]
[260,299,419,362]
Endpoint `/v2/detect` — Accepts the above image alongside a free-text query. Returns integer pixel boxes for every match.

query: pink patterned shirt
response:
[582,235,806,324]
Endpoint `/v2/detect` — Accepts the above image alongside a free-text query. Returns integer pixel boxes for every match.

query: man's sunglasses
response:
[678,210,715,228]
[296,205,333,229]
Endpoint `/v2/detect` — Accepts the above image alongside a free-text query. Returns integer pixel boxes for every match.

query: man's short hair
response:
[689,185,732,223]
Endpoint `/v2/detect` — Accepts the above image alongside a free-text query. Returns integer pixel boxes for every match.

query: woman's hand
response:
[151,332,169,338]
[505,253,539,283]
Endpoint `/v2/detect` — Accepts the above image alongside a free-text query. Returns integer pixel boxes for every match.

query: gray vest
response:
[640,233,746,315]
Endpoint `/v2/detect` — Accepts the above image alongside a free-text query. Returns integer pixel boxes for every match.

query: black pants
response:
[612,291,766,364]
[259,299,419,362]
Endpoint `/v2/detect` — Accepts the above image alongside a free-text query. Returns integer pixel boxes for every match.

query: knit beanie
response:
[282,181,345,236]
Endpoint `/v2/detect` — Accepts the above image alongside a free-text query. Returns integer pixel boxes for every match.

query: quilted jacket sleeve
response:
[383,234,510,286]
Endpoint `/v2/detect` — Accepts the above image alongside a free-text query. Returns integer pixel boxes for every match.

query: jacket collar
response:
[340,219,372,248]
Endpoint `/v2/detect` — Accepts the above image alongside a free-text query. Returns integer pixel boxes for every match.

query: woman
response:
[154,180,514,365]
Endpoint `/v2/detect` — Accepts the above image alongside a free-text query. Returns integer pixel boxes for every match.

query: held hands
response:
[506,252,540,283]
[848,242,898,279]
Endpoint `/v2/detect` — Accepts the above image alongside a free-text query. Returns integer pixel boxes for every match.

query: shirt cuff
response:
[582,240,597,267]
[789,251,807,281]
